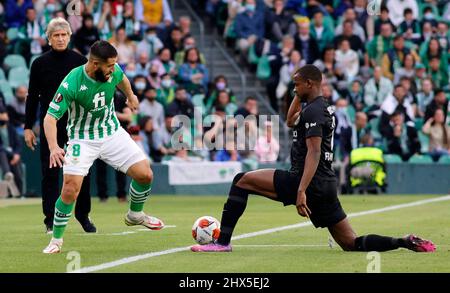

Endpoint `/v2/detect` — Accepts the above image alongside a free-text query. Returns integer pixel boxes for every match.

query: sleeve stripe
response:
[47,111,61,120]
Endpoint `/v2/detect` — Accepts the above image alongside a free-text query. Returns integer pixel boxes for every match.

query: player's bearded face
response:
[94,68,109,82]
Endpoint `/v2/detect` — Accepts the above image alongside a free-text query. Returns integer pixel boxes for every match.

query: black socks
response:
[217,173,249,245]
[355,234,406,252]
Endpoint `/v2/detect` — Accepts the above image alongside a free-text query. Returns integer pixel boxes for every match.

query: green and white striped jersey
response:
[47,63,124,140]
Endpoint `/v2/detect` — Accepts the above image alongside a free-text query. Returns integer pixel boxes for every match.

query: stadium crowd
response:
[0,0,449,195]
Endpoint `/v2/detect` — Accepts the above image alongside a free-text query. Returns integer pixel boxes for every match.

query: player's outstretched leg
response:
[124,160,164,230]
[328,218,436,253]
[43,175,84,254]
[192,169,277,252]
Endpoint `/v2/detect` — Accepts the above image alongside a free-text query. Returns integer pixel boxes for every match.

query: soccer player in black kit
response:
[192,65,436,253]
[24,18,96,234]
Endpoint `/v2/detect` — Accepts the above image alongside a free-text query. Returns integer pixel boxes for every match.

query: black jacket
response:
[294,35,320,64]
[25,49,87,130]
[384,123,421,161]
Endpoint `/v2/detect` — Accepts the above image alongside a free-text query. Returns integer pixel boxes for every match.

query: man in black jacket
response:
[384,110,421,161]
[24,18,95,234]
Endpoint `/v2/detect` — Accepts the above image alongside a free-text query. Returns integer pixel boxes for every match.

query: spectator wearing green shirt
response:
[367,22,393,67]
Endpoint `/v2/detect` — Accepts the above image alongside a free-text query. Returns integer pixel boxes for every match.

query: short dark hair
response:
[404,8,413,16]
[175,86,186,93]
[139,116,152,130]
[343,19,353,27]
[391,110,403,119]
[90,40,118,61]
[393,34,404,41]
[429,56,440,62]
[295,64,322,83]
[215,105,226,113]
[245,96,257,103]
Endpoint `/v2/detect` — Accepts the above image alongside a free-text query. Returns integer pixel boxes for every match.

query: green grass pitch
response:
[0,195,449,273]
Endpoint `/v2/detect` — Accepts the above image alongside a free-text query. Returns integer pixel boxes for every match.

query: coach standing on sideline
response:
[24,18,96,234]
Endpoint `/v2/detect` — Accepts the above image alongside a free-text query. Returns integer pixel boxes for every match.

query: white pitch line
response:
[234,244,329,247]
[76,225,177,236]
[70,195,450,273]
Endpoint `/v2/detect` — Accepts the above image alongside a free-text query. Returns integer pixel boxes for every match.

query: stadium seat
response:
[191,94,206,115]
[383,154,403,163]
[29,55,39,68]
[6,27,19,41]
[225,103,238,116]
[414,117,424,130]
[418,131,430,153]
[0,80,14,104]
[0,68,6,80]
[4,54,27,69]
[256,55,271,80]
[369,117,382,140]
[346,105,356,123]
[408,154,434,163]
[8,67,29,88]
[437,155,450,164]
[248,44,259,65]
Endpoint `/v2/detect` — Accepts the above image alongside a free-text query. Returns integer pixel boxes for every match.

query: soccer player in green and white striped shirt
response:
[43,41,164,254]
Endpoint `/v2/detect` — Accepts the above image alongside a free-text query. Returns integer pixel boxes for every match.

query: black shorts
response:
[273,169,347,228]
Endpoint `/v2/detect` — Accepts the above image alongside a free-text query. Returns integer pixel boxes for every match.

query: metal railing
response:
[253,91,291,162]
[213,40,247,98]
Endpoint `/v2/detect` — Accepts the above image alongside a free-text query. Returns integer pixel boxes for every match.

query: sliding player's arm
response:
[286,91,302,128]
[117,73,139,111]
[296,136,321,217]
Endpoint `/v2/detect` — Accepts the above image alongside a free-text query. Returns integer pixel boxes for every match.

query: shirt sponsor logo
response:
[54,93,63,103]
[305,122,317,129]
[49,102,60,111]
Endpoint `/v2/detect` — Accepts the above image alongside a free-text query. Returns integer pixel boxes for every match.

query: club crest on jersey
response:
[54,93,63,103]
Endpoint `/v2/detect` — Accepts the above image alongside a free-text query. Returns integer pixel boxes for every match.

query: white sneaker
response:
[43,238,63,254]
[124,212,164,230]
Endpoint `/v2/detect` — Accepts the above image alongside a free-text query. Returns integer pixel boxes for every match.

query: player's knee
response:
[338,237,357,251]
[61,181,81,201]
[135,168,153,184]
[232,172,246,185]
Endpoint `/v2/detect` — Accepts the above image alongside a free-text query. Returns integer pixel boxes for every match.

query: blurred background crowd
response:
[0,0,449,194]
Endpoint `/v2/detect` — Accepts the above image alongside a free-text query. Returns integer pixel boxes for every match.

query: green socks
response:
[129,180,152,212]
[53,196,75,239]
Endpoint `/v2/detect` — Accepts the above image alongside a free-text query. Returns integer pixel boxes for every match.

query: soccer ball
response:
[192,216,221,245]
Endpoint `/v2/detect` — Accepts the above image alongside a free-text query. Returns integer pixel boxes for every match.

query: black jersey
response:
[290,96,336,179]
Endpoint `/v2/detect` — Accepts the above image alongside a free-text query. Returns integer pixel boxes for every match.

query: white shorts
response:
[63,127,148,176]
